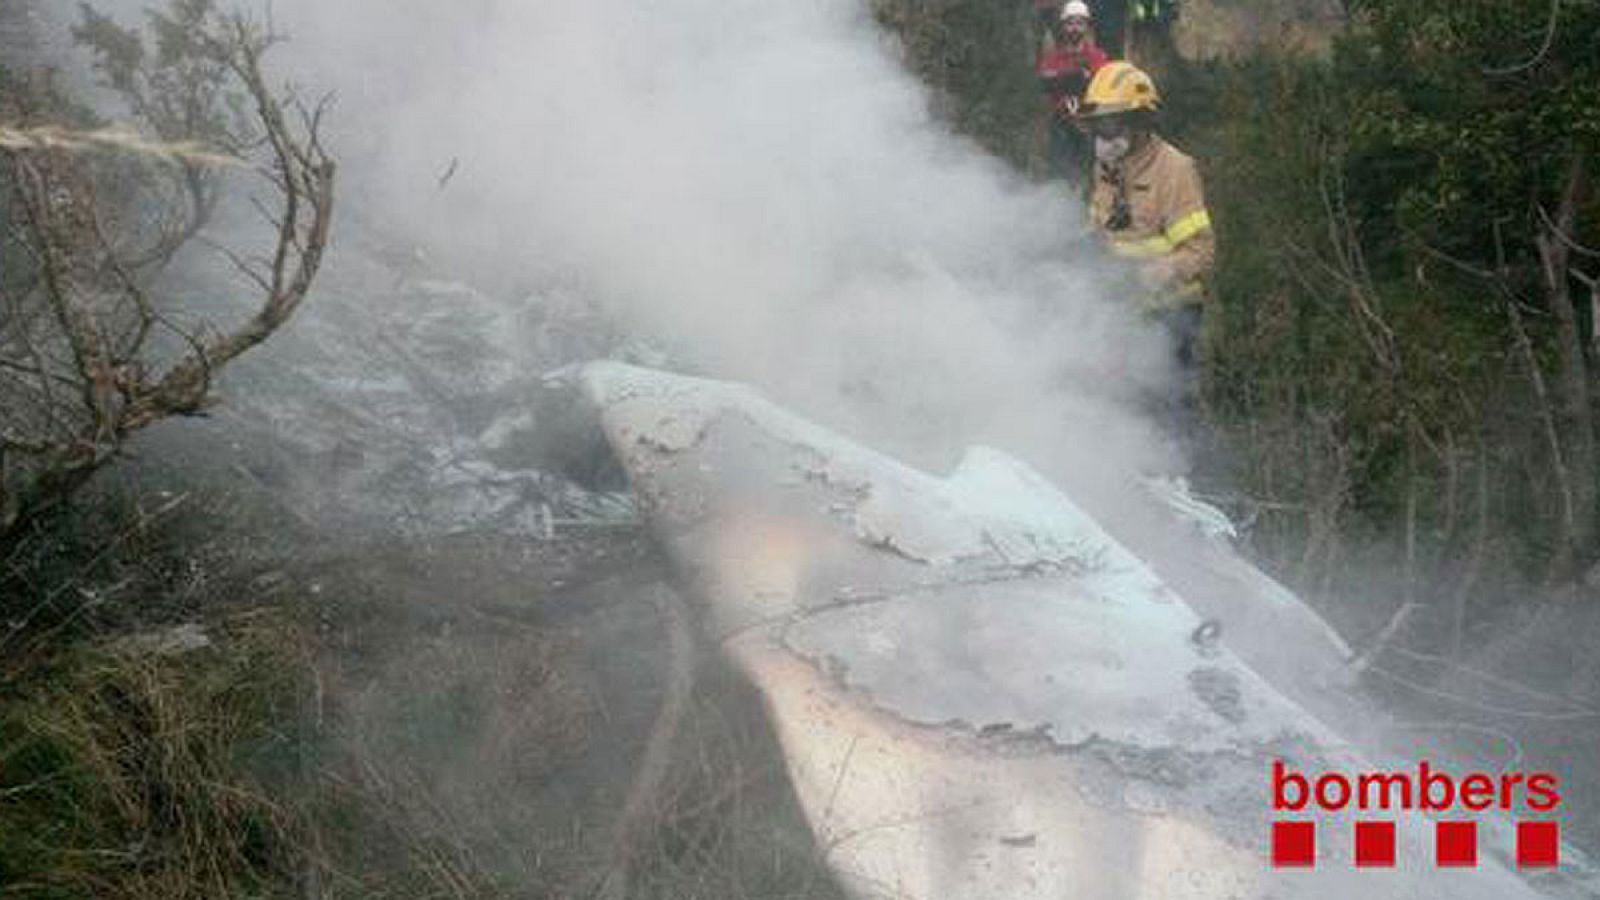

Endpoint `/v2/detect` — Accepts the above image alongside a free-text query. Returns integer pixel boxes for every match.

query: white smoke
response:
[77,0,1185,483]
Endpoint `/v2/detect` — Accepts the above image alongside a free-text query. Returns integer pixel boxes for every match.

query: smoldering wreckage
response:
[564,362,1600,899]
[83,275,1600,897]
[9,133,1599,900]
[17,186,1600,894]
[6,2,1600,899]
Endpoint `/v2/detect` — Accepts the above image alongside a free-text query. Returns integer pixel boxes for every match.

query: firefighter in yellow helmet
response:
[1077,61,1214,378]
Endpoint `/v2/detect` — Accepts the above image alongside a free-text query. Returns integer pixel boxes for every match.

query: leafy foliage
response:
[874,0,1600,619]
[1193,0,1600,630]
[869,0,1042,167]
[1342,0,1600,264]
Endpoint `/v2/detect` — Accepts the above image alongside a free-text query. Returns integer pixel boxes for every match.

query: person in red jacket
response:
[1035,1,1110,186]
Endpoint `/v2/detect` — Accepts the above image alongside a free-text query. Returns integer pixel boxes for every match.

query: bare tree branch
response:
[1483,0,1562,75]
[0,3,336,537]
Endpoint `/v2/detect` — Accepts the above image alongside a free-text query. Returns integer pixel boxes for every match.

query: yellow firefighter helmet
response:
[1078,60,1161,118]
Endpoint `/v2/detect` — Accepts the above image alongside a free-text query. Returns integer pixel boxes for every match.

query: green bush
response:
[1190,0,1600,629]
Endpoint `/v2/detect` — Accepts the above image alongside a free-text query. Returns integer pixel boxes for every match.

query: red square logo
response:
[1436,821,1478,867]
[1355,821,1396,867]
[1517,821,1560,868]
[1272,821,1316,868]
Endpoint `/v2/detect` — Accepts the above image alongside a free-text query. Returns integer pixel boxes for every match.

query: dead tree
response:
[1535,152,1597,574]
[0,2,334,538]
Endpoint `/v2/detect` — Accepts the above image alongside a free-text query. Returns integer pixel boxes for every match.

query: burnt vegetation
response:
[3,0,1600,895]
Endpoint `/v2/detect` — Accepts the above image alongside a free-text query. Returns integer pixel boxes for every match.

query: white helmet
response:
[1061,0,1092,20]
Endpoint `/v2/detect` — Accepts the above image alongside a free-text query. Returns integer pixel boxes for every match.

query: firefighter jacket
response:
[1089,135,1214,311]
[1036,39,1109,117]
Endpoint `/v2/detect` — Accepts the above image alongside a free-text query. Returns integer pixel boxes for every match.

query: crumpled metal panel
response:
[779,578,1307,752]
[578,360,1583,900]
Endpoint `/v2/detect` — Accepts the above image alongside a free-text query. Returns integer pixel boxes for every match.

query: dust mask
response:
[1095,135,1131,163]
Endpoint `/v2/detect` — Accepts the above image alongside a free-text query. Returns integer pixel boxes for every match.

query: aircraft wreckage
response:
[575,361,1596,900]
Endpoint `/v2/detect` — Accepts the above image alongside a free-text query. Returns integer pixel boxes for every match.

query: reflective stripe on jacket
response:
[1089,135,1215,311]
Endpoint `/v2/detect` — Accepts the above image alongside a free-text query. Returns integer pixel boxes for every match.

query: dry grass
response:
[0,610,311,898]
[0,490,843,899]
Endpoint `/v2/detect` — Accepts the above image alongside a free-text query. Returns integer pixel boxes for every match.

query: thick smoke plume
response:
[70,0,1184,486]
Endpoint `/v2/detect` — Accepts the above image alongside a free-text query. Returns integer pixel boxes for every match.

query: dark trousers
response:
[1149,304,1206,458]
